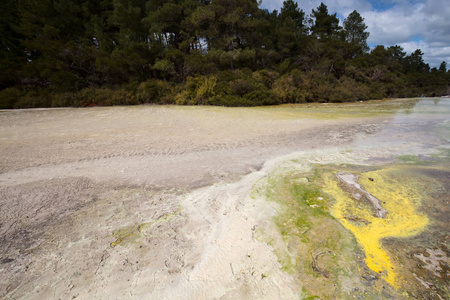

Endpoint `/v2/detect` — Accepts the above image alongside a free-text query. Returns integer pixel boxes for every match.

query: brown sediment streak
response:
[337,172,388,218]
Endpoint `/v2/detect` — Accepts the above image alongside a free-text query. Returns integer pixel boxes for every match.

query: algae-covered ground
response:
[255,152,449,299]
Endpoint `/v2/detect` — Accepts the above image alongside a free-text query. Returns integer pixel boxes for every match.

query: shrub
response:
[215,70,238,82]
[175,75,217,105]
[13,90,53,108]
[214,81,232,96]
[328,76,371,102]
[52,93,76,107]
[175,90,190,105]
[243,90,280,106]
[137,80,159,103]
[106,89,140,106]
[252,70,280,89]
[195,75,217,104]
[330,85,354,102]
[0,87,22,109]
[230,79,254,96]
[235,48,256,69]
[137,79,174,103]
[272,75,306,103]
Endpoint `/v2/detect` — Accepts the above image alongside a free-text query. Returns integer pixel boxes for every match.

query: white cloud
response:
[400,41,450,67]
[364,4,427,45]
[365,0,450,67]
[260,0,450,67]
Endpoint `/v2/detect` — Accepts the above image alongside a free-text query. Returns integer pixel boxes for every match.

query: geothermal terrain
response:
[1,99,449,299]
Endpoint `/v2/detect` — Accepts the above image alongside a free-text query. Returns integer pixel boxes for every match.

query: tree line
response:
[1,0,449,108]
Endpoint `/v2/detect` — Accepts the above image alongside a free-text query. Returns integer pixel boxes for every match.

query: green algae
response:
[111,225,140,247]
[254,166,393,299]
[110,207,183,247]
[396,154,421,164]
[255,153,449,299]
[255,98,423,120]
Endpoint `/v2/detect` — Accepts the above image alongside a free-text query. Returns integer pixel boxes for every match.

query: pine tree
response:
[280,0,305,35]
[343,10,369,52]
[309,2,341,39]
[404,49,430,73]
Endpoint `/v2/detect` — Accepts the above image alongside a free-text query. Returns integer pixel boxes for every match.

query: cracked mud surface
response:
[1,98,449,299]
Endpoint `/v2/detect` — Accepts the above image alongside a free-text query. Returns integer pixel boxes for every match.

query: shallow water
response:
[258,98,450,299]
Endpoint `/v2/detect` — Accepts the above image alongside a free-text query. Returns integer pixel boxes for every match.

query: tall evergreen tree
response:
[274,0,306,58]
[309,2,341,39]
[343,10,369,52]
[1,0,448,108]
[16,0,92,90]
[280,0,305,34]
[207,0,259,50]
[404,49,430,73]
[388,45,406,61]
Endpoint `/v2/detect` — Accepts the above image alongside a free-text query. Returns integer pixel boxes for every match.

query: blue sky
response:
[260,0,450,68]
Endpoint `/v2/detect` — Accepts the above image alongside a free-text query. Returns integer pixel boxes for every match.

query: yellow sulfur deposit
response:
[324,168,429,288]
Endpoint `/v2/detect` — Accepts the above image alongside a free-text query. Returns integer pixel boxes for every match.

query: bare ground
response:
[0,103,447,299]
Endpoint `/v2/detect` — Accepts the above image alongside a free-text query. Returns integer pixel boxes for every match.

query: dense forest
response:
[1,0,449,108]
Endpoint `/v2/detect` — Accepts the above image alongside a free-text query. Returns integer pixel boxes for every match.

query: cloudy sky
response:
[260,0,450,68]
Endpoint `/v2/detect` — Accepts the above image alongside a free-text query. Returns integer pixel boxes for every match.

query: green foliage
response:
[153,59,176,79]
[0,0,447,108]
[0,87,22,109]
[330,76,370,102]
[243,90,279,106]
[309,2,341,39]
[252,70,280,89]
[175,75,217,105]
[13,89,53,108]
[137,80,172,103]
[403,49,430,73]
[195,75,217,104]
[343,10,369,53]
[230,79,255,97]
[280,0,305,32]
[175,90,190,105]
[278,59,291,74]
[273,74,305,103]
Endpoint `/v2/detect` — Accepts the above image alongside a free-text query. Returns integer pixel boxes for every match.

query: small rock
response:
[310,204,318,208]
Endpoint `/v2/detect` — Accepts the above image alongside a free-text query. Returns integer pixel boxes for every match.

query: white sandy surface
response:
[1,102,447,299]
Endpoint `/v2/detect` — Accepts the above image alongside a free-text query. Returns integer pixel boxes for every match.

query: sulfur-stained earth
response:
[256,156,449,299]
